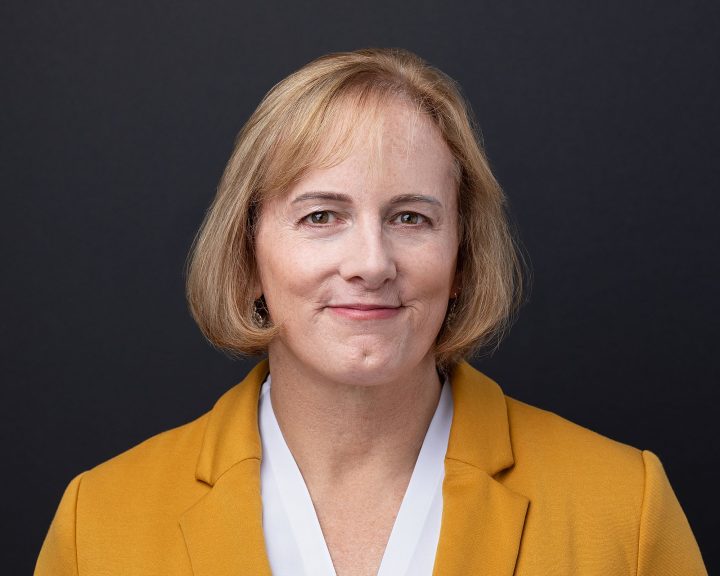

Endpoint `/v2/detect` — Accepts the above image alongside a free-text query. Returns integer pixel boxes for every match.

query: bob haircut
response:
[186,47,524,369]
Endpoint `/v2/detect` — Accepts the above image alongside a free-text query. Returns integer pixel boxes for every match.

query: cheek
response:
[257,243,331,315]
[406,241,458,297]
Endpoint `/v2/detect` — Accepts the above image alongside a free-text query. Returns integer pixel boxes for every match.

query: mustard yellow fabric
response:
[36,361,707,575]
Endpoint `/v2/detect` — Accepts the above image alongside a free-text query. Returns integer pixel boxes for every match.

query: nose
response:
[338,220,397,289]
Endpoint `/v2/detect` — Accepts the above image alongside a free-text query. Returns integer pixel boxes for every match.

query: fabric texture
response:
[35,360,707,575]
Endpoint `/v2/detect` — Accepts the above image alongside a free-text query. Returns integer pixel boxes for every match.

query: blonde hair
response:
[186,48,524,368]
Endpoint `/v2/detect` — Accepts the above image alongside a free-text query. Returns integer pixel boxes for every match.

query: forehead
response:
[332,111,451,185]
[326,97,451,166]
[261,94,459,203]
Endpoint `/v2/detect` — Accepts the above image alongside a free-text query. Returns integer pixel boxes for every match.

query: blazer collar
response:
[194,360,269,485]
[445,361,515,474]
[180,360,272,576]
[432,361,529,576]
[180,360,527,576]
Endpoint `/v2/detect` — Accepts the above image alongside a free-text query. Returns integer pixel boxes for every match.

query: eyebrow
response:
[389,194,443,208]
[291,191,443,208]
[291,191,352,204]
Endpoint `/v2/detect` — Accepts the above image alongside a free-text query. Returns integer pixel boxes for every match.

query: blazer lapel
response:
[180,459,271,576]
[179,361,272,576]
[433,362,529,576]
[178,360,527,576]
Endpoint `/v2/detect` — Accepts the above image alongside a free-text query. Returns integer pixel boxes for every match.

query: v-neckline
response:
[258,375,453,576]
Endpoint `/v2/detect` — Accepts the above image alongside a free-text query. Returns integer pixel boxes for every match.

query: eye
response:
[392,212,428,226]
[303,211,335,225]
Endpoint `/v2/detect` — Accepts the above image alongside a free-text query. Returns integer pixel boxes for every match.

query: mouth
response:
[326,303,402,320]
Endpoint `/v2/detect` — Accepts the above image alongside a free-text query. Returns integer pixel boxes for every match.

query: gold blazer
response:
[36,361,706,575]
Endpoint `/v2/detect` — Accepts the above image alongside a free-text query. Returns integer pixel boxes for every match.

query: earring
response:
[445,293,458,325]
[253,296,269,327]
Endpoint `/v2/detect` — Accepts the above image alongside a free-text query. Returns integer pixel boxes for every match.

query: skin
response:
[254,98,460,576]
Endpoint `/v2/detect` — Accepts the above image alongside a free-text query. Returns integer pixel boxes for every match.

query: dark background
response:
[3,0,718,573]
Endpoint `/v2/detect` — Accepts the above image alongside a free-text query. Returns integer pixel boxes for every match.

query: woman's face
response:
[255,100,459,386]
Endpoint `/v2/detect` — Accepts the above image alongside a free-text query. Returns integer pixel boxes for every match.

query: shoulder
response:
[77,360,269,498]
[36,412,215,575]
[451,362,647,530]
[500,394,651,531]
[77,411,212,518]
[499,396,706,574]
[89,410,210,478]
[449,361,644,488]
[36,362,270,575]
[57,360,268,522]
[504,395,644,486]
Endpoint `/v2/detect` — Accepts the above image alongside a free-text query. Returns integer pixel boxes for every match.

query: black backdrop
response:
[3,0,718,573]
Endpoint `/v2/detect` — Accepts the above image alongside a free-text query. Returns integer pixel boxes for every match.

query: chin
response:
[344,357,398,385]
[326,343,431,387]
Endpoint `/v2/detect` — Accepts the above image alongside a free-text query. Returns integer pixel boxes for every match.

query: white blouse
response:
[259,374,453,576]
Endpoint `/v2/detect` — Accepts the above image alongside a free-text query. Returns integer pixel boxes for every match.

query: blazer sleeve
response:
[637,451,707,575]
[35,473,84,576]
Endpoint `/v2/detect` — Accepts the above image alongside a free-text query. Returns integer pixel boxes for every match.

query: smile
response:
[326,304,402,320]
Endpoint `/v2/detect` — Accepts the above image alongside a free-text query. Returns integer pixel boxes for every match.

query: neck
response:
[267,350,443,489]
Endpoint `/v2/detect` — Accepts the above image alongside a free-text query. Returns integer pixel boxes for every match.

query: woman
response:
[36,48,706,575]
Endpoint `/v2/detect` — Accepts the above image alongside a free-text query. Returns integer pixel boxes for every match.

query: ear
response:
[252,273,264,301]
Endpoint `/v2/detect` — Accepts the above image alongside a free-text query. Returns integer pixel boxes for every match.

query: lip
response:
[327,303,402,320]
